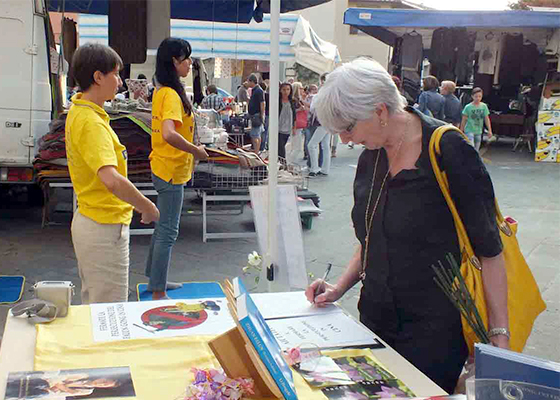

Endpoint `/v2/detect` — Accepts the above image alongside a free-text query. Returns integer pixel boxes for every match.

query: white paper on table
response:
[266,313,379,350]
[90,298,235,342]
[250,291,342,320]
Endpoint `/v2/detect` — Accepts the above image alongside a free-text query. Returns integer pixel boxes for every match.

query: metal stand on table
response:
[201,190,256,243]
[43,181,156,235]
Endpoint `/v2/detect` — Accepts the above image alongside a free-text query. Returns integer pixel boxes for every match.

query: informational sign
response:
[90,298,234,342]
[249,185,308,290]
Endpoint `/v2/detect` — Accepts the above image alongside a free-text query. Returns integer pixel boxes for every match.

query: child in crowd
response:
[460,87,493,151]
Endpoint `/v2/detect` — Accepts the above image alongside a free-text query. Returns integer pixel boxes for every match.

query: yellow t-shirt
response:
[65,94,133,225]
[150,87,195,184]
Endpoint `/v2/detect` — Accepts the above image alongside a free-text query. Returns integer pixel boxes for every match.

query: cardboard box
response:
[535,146,559,163]
[537,111,560,124]
[540,96,560,111]
[536,136,560,152]
[536,123,560,140]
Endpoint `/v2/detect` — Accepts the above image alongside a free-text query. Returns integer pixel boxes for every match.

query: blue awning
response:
[344,8,560,30]
[46,0,333,24]
[47,0,256,23]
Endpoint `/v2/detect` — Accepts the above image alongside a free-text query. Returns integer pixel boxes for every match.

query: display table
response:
[489,114,525,137]
[0,304,446,399]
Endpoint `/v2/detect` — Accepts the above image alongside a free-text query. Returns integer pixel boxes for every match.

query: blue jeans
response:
[465,132,482,151]
[308,126,331,174]
[260,115,269,151]
[305,126,322,167]
[145,173,184,291]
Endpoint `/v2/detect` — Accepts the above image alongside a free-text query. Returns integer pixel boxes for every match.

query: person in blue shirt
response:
[441,81,463,127]
[418,75,445,120]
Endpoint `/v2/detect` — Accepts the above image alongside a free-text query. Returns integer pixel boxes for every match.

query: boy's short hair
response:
[71,43,123,92]
[423,75,440,91]
[207,84,218,94]
[472,87,483,96]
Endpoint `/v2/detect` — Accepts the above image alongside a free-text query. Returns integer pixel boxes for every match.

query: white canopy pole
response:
[266,0,280,291]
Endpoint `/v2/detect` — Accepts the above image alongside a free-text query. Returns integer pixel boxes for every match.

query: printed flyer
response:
[321,355,416,399]
[90,298,234,342]
[5,366,135,400]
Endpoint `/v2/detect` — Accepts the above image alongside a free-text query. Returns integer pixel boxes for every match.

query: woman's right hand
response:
[194,145,209,160]
[141,202,160,224]
[305,279,343,306]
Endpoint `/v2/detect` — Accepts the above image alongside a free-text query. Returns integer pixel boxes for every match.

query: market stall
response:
[343,8,560,161]
[39,6,338,239]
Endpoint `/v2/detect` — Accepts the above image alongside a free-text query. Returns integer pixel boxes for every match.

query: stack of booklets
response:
[474,343,560,399]
[237,292,298,400]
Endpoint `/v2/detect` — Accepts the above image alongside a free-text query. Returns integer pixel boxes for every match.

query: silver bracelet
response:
[488,327,510,339]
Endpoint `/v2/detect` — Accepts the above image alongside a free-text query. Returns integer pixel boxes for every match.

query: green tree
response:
[509,0,560,9]
[293,63,320,86]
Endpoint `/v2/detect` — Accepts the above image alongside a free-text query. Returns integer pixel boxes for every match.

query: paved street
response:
[1,138,559,362]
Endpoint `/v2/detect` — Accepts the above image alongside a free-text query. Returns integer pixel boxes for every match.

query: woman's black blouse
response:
[352,107,503,334]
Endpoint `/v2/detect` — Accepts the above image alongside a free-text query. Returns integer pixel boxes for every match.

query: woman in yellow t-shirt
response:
[66,44,160,304]
[145,38,208,300]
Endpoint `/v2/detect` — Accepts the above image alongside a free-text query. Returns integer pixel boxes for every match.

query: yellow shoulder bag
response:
[429,125,546,355]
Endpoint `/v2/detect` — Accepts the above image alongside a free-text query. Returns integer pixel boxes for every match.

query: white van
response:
[0,0,52,184]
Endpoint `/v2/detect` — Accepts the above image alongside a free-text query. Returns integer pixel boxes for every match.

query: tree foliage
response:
[292,63,320,86]
[509,0,560,9]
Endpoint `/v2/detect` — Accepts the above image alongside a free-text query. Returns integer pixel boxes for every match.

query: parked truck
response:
[0,0,52,188]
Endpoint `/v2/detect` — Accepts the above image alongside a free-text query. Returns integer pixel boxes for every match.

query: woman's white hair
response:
[312,58,407,133]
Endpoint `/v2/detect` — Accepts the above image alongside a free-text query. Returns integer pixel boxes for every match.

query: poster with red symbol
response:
[90,299,235,342]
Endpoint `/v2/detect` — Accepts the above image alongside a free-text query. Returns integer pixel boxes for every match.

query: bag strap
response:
[11,299,58,324]
[429,125,483,270]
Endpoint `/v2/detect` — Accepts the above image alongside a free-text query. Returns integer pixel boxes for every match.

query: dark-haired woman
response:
[145,37,208,300]
[278,82,297,160]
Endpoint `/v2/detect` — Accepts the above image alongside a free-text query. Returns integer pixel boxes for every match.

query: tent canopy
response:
[79,14,341,74]
[344,8,560,48]
[344,8,560,29]
[47,0,332,24]
[291,17,341,75]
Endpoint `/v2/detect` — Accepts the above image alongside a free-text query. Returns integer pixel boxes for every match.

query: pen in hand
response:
[313,263,332,304]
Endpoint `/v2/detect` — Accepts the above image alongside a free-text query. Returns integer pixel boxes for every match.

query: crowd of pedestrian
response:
[231,73,333,177]
[415,74,492,152]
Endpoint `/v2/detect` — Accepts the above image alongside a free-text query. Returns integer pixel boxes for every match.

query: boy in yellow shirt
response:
[66,43,159,304]
[145,38,208,300]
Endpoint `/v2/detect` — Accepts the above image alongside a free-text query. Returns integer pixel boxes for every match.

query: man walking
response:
[247,74,265,153]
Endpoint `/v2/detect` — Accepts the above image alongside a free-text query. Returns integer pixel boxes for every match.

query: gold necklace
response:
[360,117,409,281]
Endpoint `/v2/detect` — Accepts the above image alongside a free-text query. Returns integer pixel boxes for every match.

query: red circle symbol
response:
[141,305,208,331]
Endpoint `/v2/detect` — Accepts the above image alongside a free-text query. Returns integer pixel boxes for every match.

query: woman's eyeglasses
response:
[342,121,356,135]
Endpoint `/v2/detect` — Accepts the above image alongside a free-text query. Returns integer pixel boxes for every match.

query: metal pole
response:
[266,0,280,291]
